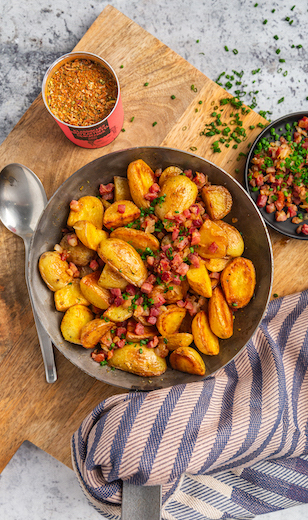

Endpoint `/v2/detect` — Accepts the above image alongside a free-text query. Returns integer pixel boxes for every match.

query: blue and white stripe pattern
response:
[71,290,308,519]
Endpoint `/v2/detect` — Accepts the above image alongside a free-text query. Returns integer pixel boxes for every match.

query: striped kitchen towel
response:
[71,290,308,519]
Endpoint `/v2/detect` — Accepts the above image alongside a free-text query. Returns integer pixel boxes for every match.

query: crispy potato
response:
[73,220,109,251]
[162,333,194,351]
[203,257,231,272]
[103,303,134,322]
[158,166,183,186]
[220,257,256,309]
[197,219,228,259]
[98,263,128,290]
[155,175,198,221]
[80,271,111,310]
[127,159,155,209]
[54,280,90,312]
[169,346,206,376]
[101,199,111,209]
[201,185,232,220]
[150,281,188,304]
[186,262,212,298]
[216,221,244,257]
[110,227,160,253]
[156,304,186,336]
[114,176,132,201]
[80,318,114,349]
[126,319,157,341]
[60,304,94,344]
[208,286,233,339]
[103,200,141,229]
[97,238,148,287]
[39,251,73,291]
[59,234,96,266]
[67,196,104,229]
[108,343,167,377]
[192,310,219,355]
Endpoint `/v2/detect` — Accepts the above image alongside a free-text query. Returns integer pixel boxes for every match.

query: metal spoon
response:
[0,163,57,383]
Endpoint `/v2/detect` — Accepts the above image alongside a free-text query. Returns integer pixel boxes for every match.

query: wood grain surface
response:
[0,5,307,472]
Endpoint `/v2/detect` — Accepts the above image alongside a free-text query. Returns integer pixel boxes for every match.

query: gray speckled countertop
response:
[1,1,308,519]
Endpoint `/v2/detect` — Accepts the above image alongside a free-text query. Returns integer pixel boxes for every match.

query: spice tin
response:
[42,52,124,149]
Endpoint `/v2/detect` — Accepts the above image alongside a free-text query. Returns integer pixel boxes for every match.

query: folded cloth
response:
[71,290,308,519]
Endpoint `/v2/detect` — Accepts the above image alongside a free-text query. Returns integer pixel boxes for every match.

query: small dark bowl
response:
[244,111,308,240]
[29,146,273,391]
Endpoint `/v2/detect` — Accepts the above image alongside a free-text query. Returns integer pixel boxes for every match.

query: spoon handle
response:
[32,305,58,383]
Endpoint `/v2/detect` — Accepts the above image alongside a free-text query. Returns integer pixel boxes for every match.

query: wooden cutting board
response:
[0,5,307,472]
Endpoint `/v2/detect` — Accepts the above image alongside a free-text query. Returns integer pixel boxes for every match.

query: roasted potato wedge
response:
[186,262,212,298]
[158,166,183,186]
[67,196,104,229]
[110,227,160,253]
[103,200,141,229]
[60,304,94,344]
[80,318,114,349]
[155,175,198,221]
[162,332,194,351]
[220,257,256,309]
[203,257,231,272]
[208,286,233,339]
[114,176,133,201]
[97,238,148,287]
[80,271,111,310]
[156,304,186,336]
[126,319,157,341]
[197,219,228,259]
[108,343,167,377]
[54,280,90,312]
[39,251,73,291]
[73,220,109,251]
[103,302,134,323]
[169,346,206,376]
[59,233,96,266]
[127,159,155,209]
[192,310,219,355]
[201,185,232,220]
[150,282,188,305]
[98,263,128,290]
[216,221,244,257]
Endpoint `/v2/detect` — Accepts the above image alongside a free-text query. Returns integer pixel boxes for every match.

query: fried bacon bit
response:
[116,339,126,348]
[70,199,81,211]
[67,262,80,277]
[107,350,114,360]
[147,316,157,325]
[117,204,126,213]
[193,171,207,188]
[188,253,200,268]
[142,215,157,233]
[183,169,193,179]
[148,336,159,348]
[176,262,190,276]
[297,223,308,235]
[54,244,63,253]
[126,284,137,296]
[144,183,161,201]
[154,343,169,358]
[141,282,153,294]
[116,326,127,337]
[135,322,145,335]
[209,271,220,280]
[275,210,288,222]
[191,229,201,245]
[99,183,114,200]
[91,351,106,363]
[61,250,68,261]
[208,242,218,253]
[67,233,78,247]
[89,259,99,271]
[147,255,155,266]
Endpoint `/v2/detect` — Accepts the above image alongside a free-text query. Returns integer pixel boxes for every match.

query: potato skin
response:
[156,305,186,336]
[208,286,233,339]
[110,227,160,253]
[186,262,212,298]
[158,166,183,186]
[97,238,148,287]
[79,271,111,310]
[127,159,155,209]
[73,220,108,251]
[154,175,198,221]
[108,344,167,377]
[103,200,141,229]
[39,251,73,291]
[192,310,219,355]
[114,176,132,201]
[67,196,104,229]
[163,333,194,351]
[103,303,134,323]
[201,185,232,220]
[98,263,128,290]
[54,281,90,312]
[60,234,96,266]
[220,257,256,309]
[216,221,244,257]
[197,219,228,259]
[203,257,231,273]
[80,319,114,349]
[169,346,206,376]
[60,304,94,344]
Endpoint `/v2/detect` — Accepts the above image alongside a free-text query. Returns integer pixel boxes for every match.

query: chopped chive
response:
[233,49,238,54]
[171,94,176,99]
[152,121,157,126]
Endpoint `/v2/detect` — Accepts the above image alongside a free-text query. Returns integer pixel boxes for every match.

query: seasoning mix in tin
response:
[42,52,124,149]
[46,58,118,127]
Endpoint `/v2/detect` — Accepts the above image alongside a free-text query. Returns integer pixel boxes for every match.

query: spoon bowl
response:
[0,163,57,383]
